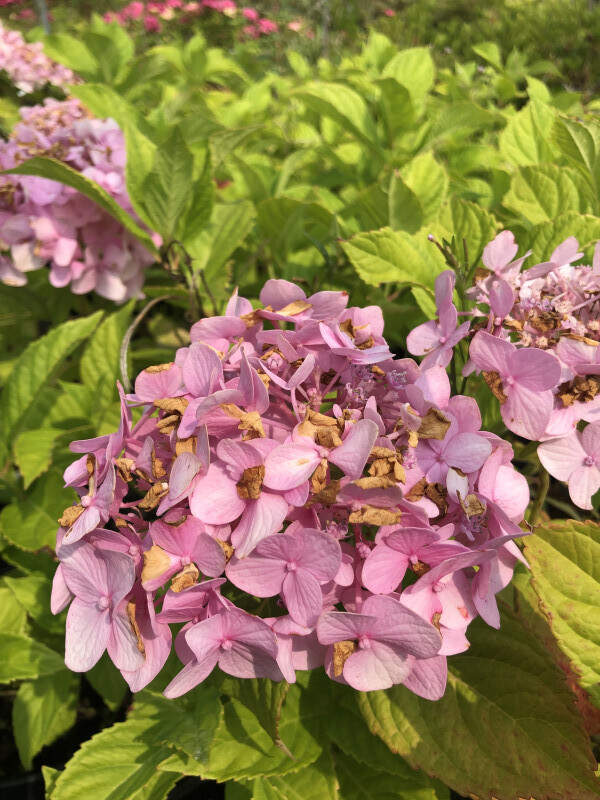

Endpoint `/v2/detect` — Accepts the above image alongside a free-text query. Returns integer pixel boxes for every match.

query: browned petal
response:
[115,457,135,482]
[144,362,174,374]
[236,465,265,500]
[141,544,171,583]
[315,427,343,449]
[425,482,448,517]
[127,600,146,655]
[156,414,180,434]
[459,492,486,518]
[332,640,357,677]
[138,482,169,510]
[482,370,507,404]
[348,506,402,525]
[58,504,85,529]
[353,476,397,490]
[154,397,189,415]
[217,539,235,562]
[411,560,430,577]
[310,458,329,494]
[171,563,200,593]
[277,300,312,316]
[418,408,451,440]
[309,479,340,506]
[558,375,600,407]
[356,336,375,351]
[405,478,427,502]
[175,436,197,456]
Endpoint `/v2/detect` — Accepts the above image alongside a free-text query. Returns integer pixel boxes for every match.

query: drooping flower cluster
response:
[0,22,78,94]
[407,230,600,509]
[0,98,155,301]
[52,279,529,699]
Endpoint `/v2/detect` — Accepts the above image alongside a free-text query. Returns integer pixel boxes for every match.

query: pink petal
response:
[61,543,107,602]
[362,544,409,594]
[107,610,145,671]
[263,444,321,490]
[259,278,305,309]
[328,419,379,478]
[568,464,600,510]
[226,554,286,597]
[282,570,323,627]
[434,270,455,310]
[402,654,447,700]
[51,565,73,614]
[469,330,515,375]
[65,598,110,671]
[296,529,341,582]
[343,641,411,691]
[406,320,441,356]
[103,551,136,606]
[238,353,269,413]
[582,422,600,457]
[190,463,246,524]
[182,342,222,396]
[230,492,288,558]
[317,611,376,644]
[192,532,227,577]
[134,363,183,402]
[163,651,220,698]
[482,230,518,272]
[363,595,441,658]
[538,432,586,481]
[444,432,491,473]
[511,348,561,391]
[502,386,553,440]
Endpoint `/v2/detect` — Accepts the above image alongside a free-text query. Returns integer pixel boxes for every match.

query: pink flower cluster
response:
[0,21,78,94]
[407,230,600,509]
[0,98,155,301]
[51,279,529,698]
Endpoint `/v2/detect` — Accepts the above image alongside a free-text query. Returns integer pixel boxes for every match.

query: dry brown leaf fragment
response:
[405,478,427,502]
[115,457,135,482]
[482,371,507,404]
[138,482,169,510]
[309,479,340,506]
[217,539,235,562]
[332,640,357,677]
[307,410,338,427]
[558,375,600,407]
[154,397,189,415]
[356,336,375,351]
[151,448,167,480]
[353,476,397,490]
[458,492,486,518]
[171,563,200,593]
[127,600,146,655]
[418,408,451,440]
[156,414,180,434]
[277,300,312,316]
[175,436,197,456]
[58,504,85,529]
[315,426,343,449]
[425,482,448,517]
[310,458,329,494]
[236,465,265,500]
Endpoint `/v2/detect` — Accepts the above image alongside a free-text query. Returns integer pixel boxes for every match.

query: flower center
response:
[220,637,233,651]
[181,555,191,566]
[81,494,92,507]
[439,336,447,345]
[358,634,371,649]
[505,376,515,387]
[584,455,596,467]
[286,561,298,572]
[97,595,110,611]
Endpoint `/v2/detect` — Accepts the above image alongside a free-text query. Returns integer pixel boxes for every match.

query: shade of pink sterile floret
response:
[538,421,600,509]
[317,594,442,693]
[469,330,561,439]
[407,270,470,369]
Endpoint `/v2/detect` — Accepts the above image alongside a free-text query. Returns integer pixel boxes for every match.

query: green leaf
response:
[553,117,600,193]
[504,164,596,224]
[179,145,214,245]
[525,520,600,708]
[252,751,339,800]
[0,582,28,634]
[334,751,447,800]
[358,608,600,800]
[342,227,446,288]
[86,653,129,712]
[525,213,600,260]
[2,158,157,255]
[295,82,381,154]
[80,303,133,433]
[472,41,503,71]
[13,672,79,769]
[134,686,223,763]
[257,198,336,260]
[43,766,60,797]
[51,715,174,800]
[382,47,435,107]
[499,100,557,165]
[0,311,102,464]
[141,126,195,240]
[0,632,65,682]
[401,152,448,223]
[13,428,62,488]
[43,34,99,79]
[376,78,415,139]
[220,677,290,750]
[388,172,423,234]
[437,197,498,265]
[0,469,75,551]
[5,573,63,633]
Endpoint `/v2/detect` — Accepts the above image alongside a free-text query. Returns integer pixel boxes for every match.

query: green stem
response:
[530,467,550,525]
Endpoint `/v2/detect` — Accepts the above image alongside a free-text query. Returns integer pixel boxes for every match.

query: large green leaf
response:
[13,428,62,489]
[51,715,174,800]
[0,469,75,551]
[499,100,557,165]
[220,677,290,750]
[86,653,129,712]
[334,751,446,800]
[358,607,600,800]
[401,152,448,223]
[186,200,255,278]
[0,632,65,682]
[342,227,446,289]
[295,82,381,153]
[388,172,423,233]
[0,311,102,464]
[252,751,339,800]
[80,303,133,433]
[553,117,600,193]
[43,34,99,79]
[438,197,498,265]
[0,582,27,634]
[13,672,79,769]
[5,573,63,633]
[525,520,600,708]
[2,159,157,255]
[382,47,435,107]
[257,198,336,260]
[504,164,596,224]
[525,213,600,260]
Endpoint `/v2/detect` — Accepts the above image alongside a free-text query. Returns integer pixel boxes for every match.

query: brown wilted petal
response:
[356,336,375,351]
[310,458,329,494]
[458,492,486,518]
[138,482,169,510]
[353,476,397,490]
[144,363,174,374]
[405,478,427,502]
[309,479,340,506]
[425,482,448,517]
[156,414,180,434]
[332,640,357,677]
[154,397,189,415]
[277,300,312,316]
[411,560,430,577]
[175,436,197,456]
[171,563,200,593]
[236,465,265,500]
[127,601,146,655]
[115,457,135,482]
[558,375,600,407]
[348,505,402,525]
[217,539,234,562]
[58,504,85,528]
[315,426,343,449]
[141,544,171,583]
[482,371,507,404]
[418,408,451,440]
[431,612,442,631]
